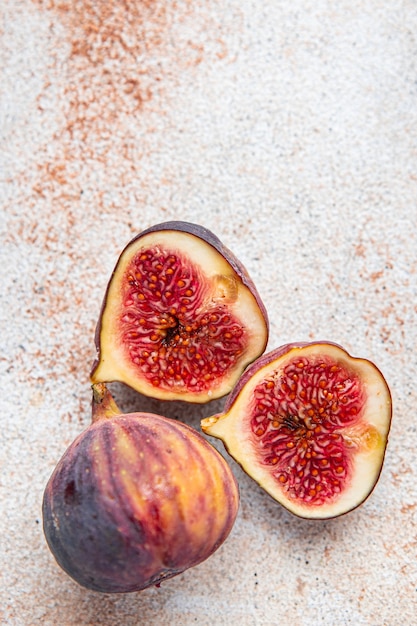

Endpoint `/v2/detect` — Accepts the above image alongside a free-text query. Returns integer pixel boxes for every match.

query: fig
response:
[202,342,392,519]
[43,384,239,593]
[90,221,268,403]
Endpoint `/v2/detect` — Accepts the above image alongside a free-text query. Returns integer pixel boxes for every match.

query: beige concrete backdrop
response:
[1,1,417,624]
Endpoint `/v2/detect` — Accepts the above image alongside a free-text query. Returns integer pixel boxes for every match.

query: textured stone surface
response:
[1,1,416,624]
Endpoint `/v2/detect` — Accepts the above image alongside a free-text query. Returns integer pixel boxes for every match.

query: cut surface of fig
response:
[202,342,392,519]
[43,385,239,593]
[91,222,268,402]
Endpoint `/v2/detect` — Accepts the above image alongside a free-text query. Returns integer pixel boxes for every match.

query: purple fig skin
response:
[43,390,239,593]
[91,221,269,384]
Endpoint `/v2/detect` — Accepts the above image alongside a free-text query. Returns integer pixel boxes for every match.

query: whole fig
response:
[43,385,239,592]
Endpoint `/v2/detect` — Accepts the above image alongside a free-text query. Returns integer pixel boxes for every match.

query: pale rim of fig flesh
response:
[201,342,392,519]
[91,222,269,403]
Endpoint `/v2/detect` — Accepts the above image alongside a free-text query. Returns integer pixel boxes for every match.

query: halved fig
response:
[91,222,268,403]
[202,342,392,519]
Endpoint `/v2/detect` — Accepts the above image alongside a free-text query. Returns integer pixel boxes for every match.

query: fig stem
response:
[91,383,122,423]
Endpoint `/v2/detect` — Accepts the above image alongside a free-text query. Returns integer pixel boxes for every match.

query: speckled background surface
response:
[1,1,417,624]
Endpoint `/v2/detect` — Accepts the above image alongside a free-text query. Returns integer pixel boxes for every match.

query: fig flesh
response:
[91,222,268,403]
[202,342,392,519]
[43,385,239,593]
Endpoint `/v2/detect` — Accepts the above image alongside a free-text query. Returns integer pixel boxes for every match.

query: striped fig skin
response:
[43,413,239,593]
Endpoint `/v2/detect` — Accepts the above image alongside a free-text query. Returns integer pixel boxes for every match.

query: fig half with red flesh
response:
[91,222,269,403]
[202,342,392,519]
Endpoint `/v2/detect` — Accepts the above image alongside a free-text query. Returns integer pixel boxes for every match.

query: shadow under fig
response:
[107,380,227,433]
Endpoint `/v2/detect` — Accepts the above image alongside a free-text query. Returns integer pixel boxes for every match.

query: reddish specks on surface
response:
[250,357,366,506]
[25,0,179,225]
[121,248,246,393]
[18,0,239,270]
[354,243,366,258]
